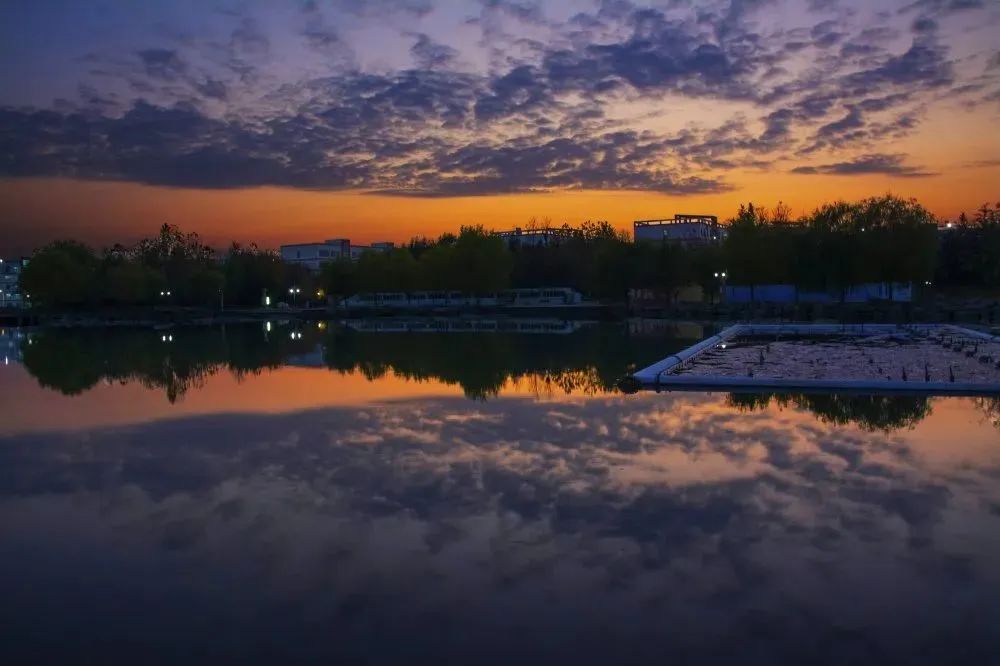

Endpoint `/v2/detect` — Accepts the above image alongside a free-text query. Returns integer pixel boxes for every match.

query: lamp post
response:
[288,286,301,305]
[714,271,728,304]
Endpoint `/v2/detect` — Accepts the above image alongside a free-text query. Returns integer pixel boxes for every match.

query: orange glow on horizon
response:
[1,168,998,254]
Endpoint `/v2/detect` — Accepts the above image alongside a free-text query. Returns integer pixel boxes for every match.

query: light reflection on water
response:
[0,323,998,664]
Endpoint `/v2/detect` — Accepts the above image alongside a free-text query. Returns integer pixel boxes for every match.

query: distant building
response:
[280,239,394,270]
[495,227,574,248]
[0,327,26,364]
[633,214,724,245]
[350,241,395,260]
[0,257,28,308]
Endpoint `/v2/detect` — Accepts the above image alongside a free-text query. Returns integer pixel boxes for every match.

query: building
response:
[350,241,395,260]
[0,257,28,308]
[633,214,724,245]
[280,239,394,271]
[344,288,584,309]
[1,327,26,364]
[495,227,574,248]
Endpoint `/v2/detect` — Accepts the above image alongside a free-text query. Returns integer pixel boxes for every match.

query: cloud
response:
[0,0,994,197]
[137,49,188,81]
[843,39,953,93]
[791,153,937,177]
[409,33,459,69]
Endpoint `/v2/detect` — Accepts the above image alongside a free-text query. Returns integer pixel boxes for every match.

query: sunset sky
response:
[1,0,998,254]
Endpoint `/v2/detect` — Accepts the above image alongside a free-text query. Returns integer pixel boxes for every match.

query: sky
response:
[1,0,999,253]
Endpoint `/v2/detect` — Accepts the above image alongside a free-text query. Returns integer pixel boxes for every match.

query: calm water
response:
[1,321,999,665]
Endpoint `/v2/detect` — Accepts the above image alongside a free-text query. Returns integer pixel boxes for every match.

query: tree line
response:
[22,321,988,432]
[19,224,316,308]
[17,195,1000,308]
[319,196,998,304]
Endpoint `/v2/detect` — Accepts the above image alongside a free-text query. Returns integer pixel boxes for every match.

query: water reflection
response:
[727,392,934,432]
[0,393,997,664]
[7,323,999,433]
[16,321,692,401]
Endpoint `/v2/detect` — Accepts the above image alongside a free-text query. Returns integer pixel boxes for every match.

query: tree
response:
[20,241,99,306]
[101,260,164,305]
[320,257,358,307]
[224,243,283,306]
[451,226,512,296]
[851,195,937,298]
[724,203,771,300]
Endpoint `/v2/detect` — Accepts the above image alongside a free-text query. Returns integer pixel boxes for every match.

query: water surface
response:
[1,322,998,665]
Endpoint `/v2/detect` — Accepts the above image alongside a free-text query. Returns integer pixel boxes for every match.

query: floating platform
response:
[632,323,1000,396]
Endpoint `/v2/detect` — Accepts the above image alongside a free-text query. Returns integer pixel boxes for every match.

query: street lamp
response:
[288,286,301,305]
[714,271,728,304]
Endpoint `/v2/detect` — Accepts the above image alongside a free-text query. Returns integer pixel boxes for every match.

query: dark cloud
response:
[844,39,953,93]
[816,107,864,137]
[899,0,985,16]
[791,153,937,177]
[541,8,760,100]
[228,16,270,57]
[911,17,938,33]
[0,87,734,196]
[137,49,187,81]
[409,33,459,69]
[810,20,846,48]
[474,65,549,120]
[330,0,434,18]
[0,0,993,196]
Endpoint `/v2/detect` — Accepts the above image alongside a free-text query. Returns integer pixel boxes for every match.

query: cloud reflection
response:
[0,393,998,663]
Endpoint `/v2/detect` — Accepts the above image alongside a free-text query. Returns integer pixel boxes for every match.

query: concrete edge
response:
[633,324,745,384]
[632,322,1000,392]
[635,375,1000,396]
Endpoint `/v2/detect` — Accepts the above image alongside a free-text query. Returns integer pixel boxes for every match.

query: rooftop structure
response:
[495,227,574,248]
[634,214,723,245]
[280,239,393,270]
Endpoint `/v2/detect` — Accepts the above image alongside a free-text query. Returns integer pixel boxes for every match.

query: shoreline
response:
[2,296,998,330]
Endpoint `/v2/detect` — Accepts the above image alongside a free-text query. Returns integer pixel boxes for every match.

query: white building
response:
[280,239,394,270]
[634,215,724,245]
[0,258,27,308]
[495,227,574,248]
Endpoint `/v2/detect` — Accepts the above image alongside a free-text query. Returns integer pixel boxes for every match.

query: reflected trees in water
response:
[726,392,934,432]
[14,323,995,431]
[19,322,675,402]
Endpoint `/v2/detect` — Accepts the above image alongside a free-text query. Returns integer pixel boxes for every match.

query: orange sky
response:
[2,167,998,255]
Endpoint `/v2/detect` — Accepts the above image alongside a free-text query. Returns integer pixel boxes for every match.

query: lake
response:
[1,321,999,665]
